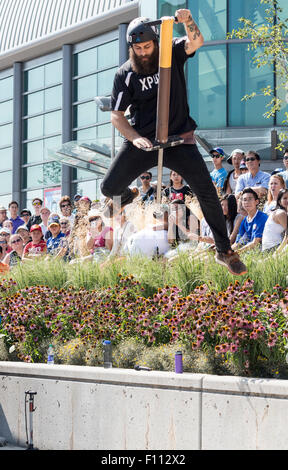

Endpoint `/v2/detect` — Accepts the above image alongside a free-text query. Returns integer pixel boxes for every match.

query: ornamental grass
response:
[1,258,288,378]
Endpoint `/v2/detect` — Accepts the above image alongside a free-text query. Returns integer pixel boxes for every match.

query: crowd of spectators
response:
[1,147,288,273]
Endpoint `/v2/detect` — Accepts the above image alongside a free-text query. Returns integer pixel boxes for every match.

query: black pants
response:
[101,141,231,253]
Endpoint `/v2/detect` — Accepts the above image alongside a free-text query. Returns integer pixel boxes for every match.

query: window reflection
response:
[0,170,12,194]
[0,123,13,147]
[228,43,274,126]
[188,45,226,128]
[189,0,227,41]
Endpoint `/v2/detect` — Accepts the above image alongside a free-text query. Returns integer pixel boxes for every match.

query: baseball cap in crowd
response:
[30,224,42,233]
[73,194,82,202]
[271,168,283,175]
[0,227,10,235]
[20,208,32,217]
[48,215,60,227]
[0,206,6,212]
[79,196,91,203]
[239,160,248,170]
[16,225,29,233]
[209,147,225,157]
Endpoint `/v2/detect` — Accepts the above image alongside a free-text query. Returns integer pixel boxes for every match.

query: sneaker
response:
[215,249,247,276]
[103,187,139,218]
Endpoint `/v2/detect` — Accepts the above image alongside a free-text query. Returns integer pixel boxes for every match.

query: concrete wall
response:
[0,362,288,450]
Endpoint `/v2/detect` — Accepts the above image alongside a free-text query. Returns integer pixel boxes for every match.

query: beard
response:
[129,42,159,75]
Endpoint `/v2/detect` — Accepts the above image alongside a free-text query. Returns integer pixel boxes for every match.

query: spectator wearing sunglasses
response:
[209,147,228,193]
[59,196,75,226]
[26,198,43,231]
[20,208,32,226]
[278,148,288,188]
[235,150,270,199]
[3,233,24,267]
[139,171,156,203]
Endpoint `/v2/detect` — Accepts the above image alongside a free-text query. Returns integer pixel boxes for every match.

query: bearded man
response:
[100,9,247,276]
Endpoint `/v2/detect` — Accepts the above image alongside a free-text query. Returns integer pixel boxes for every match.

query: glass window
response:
[0,100,13,124]
[74,48,97,76]
[45,85,62,112]
[0,194,12,208]
[98,67,117,96]
[23,140,44,164]
[43,161,62,186]
[0,76,13,101]
[276,73,288,126]
[24,66,45,92]
[75,127,97,142]
[74,74,97,102]
[188,45,226,128]
[75,179,98,200]
[158,0,186,37]
[25,115,44,140]
[189,0,227,41]
[228,43,274,126]
[23,165,44,189]
[0,171,12,194]
[45,61,62,87]
[74,101,97,128]
[24,90,44,116]
[43,135,62,161]
[229,0,268,31]
[0,123,13,147]
[44,110,62,136]
[0,147,12,171]
[277,0,288,21]
[98,41,118,69]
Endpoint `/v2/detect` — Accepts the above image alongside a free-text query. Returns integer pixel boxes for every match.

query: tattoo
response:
[186,18,201,41]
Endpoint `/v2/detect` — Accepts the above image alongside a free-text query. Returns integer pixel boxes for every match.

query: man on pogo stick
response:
[101,9,247,276]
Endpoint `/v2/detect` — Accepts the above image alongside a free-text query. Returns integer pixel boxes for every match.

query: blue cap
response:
[210,147,224,156]
[103,340,111,344]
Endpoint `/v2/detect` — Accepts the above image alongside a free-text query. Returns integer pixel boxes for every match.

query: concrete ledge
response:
[0,362,288,450]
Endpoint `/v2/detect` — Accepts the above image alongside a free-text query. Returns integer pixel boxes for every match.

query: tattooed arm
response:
[175,9,204,54]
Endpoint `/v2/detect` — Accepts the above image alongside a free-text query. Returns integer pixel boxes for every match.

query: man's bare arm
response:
[111,110,152,149]
[175,9,204,55]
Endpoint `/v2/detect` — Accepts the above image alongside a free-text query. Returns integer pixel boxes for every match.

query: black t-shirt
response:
[163,185,193,201]
[111,37,197,140]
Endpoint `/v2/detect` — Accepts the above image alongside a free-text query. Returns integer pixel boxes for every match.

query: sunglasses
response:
[283,156,288,160]
[32,201,42,206]
[0,240,7,244]
[245,157,256,162]
[11,238,22,244]
[211,154,221,158]
[140,175,151,180]
[21,213,30,217]
[60,222,68,226]
[61,203,71,208]
[89,217,101,222]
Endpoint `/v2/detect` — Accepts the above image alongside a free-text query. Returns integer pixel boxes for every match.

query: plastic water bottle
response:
[175,350,183,374]
[103,340,112,368]
[47,344,54,365]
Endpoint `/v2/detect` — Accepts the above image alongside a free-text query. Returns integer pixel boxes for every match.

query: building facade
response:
[0,0,287,210]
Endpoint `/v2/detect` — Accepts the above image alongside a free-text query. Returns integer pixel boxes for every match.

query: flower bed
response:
[1,274,288,378]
